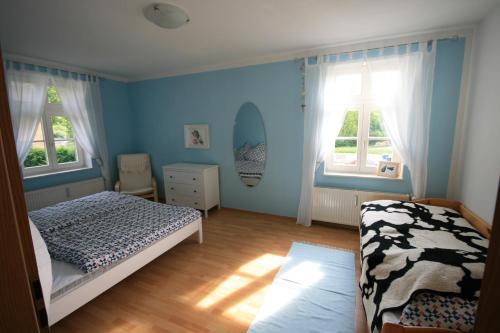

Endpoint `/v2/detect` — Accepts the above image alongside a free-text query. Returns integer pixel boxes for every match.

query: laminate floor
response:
[52,208,368,333]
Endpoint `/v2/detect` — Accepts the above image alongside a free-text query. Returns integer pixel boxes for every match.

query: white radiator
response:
[312,187,410,227]
[25,177,105,211]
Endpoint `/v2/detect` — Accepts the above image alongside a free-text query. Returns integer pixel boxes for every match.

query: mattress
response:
[51,259,85,299]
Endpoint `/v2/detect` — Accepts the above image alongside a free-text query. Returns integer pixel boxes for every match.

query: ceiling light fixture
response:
[143,3,190,29]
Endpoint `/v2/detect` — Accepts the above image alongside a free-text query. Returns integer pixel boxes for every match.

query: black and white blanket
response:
[29,191,201,273]
[359,200,488,332]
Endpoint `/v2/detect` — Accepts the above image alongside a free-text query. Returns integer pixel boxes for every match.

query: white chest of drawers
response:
[162,163,220,218]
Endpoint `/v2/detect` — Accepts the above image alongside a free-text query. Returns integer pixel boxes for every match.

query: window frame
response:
[324,65,400,176]
[23,98,88,178]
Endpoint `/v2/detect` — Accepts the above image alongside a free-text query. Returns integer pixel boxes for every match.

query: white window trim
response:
[324,65,401,176]
[23,101,89,178]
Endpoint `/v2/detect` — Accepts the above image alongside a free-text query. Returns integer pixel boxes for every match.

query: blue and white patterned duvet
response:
[29,191,201,273]
[235,160,265,179]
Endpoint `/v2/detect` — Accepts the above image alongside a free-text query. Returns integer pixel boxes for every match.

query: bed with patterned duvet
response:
[29,191,203,325]
[360,200,489,333]
[29,191,201,274]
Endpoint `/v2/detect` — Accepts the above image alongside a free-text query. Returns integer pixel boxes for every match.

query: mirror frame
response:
[232,102,267,188]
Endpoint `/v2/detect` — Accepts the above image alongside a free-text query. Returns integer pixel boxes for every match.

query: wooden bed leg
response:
[198,221,203,244]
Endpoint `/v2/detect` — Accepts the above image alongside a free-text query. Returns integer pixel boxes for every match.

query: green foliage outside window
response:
[369,112,386,137]
[56,144,77,163]
[47,85,62,104]
[336,110,386,148]
[52,116,74,139]
[337,111,358,147]
[338,111,358,138]
[24,145,77,168]
[24,148,48,167]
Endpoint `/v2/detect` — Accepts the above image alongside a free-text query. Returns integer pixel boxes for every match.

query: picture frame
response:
[377,161,400,178]
[184,124,210,149]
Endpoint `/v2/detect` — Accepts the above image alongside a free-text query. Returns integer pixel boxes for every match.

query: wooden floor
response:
[52,208,368,333]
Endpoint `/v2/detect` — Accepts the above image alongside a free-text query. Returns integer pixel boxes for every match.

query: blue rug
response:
[247,242,355,333]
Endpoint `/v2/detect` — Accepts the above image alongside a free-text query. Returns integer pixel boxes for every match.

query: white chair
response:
[114,153,158,202]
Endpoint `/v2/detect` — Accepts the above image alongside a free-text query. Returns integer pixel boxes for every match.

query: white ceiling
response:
[1,0,499,81]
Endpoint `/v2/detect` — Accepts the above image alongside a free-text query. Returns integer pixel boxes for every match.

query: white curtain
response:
[367,42,436,198]
[297,63,328,227]
[53,75,111,189]
[6,66,50,164]
[297,61,360,226]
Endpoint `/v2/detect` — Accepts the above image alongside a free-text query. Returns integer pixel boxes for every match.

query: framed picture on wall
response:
[377,161,400,178]
[184,124,210,149]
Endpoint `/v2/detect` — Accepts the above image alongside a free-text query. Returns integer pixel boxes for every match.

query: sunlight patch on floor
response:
[104,317,143,333]
[227,260,325,324]
[223,285,270,324]
[196,253,285,309]
[196,274,254,308]
[238,253,286,277]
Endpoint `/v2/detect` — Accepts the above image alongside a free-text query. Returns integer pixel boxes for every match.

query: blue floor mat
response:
[247,242,356,333]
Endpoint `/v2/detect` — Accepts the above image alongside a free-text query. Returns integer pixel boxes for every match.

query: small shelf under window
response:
[323,171,404,181]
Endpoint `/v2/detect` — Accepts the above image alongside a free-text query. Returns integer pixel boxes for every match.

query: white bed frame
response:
[48,218,203,325]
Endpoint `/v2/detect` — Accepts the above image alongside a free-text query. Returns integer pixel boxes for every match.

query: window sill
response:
[23,166,93,180]
[323,171,404,181]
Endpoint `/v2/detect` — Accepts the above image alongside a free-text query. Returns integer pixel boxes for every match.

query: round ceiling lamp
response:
[143,3,190,29]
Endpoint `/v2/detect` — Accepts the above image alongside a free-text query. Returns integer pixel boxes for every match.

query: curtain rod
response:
[301,37,449,64]
[2,52,129,82]
[297,28,471,63]
[350,35,458,56]
[4,60,101,83]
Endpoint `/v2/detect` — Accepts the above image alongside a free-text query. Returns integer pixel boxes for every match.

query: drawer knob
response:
[192,177,196,181]
[170,187,174,190]
[194,202,198,205]
[169,176,173,179]
[171,198,175,202]
[193,190,197,193]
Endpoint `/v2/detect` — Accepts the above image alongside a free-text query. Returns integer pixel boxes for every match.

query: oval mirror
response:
[233,102,266,187]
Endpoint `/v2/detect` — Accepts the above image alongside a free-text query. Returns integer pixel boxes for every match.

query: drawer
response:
[166,183,202,198]
[164,170,202,185]
[166,194,204,209]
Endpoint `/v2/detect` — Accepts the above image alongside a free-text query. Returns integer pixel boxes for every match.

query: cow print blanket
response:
[359,200,488,332]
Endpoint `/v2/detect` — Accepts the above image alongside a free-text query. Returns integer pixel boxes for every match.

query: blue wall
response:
[233,102,266,149]
[128,39,465,217]
[23,78,135,191]
[426,39,465,197]
[129,61,303,217]
[100,79,136,184]
[23,38,465,217]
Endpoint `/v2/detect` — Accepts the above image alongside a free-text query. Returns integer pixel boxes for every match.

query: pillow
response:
[29,219,52,313]
[235,143,251,161]
[244,143,266,162]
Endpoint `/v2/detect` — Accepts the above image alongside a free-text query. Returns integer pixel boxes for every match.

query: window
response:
[325,64,400,176]
[23,86,88,177]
